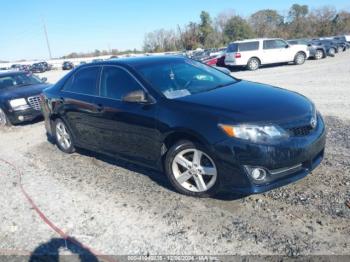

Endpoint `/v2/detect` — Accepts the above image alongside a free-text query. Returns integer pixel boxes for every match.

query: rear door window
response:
[263,40,287,49]
[63,66,100,95]
[238,41,259,51]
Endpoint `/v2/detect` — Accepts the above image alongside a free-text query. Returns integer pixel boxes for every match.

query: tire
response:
[165,140,220,197]
[314,49,325,60]
[53,118,75,153]
[328,48,336,57]
[246,58,260,71]
[0,108,11,127]
[294,52,306,65]
[337,46,343,53]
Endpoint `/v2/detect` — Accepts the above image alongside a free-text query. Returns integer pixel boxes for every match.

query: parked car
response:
[332,37,349,51]
[225,38,310,71]
[39,61,52,71]
[287,39,326,60]
[30,63,46,73]
[62,61,74,70]
[0,71,49,126]
[41,56,325,197]
[310,40,338,57]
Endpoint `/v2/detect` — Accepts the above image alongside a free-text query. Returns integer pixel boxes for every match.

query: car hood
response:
[176,80,314,124]
[0,83,51,100]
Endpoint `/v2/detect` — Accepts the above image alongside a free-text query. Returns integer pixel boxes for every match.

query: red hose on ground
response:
[0,158,117,262]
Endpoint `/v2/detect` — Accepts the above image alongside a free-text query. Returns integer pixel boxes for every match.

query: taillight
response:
[235,53,241,58]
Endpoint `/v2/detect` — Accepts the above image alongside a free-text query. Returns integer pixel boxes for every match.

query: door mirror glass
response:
[285,44,290,48]
[41,77,47,83]
[122,90,149,103]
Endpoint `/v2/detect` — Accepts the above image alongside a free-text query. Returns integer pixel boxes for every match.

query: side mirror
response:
[122,90,153,104]
[285,45,290,48]
[41,77,47,83]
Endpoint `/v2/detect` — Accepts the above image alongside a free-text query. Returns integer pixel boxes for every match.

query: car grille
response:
[27,96,41,111]
[288,125,314,136]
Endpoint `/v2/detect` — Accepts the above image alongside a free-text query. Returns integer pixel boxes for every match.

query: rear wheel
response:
[294,52,306,65]
[337,46,343,53]
[54,119,75,153]
[165,140,220,197]
[315,49,324,60]
[0,108,11,127]
[246,58,260,71]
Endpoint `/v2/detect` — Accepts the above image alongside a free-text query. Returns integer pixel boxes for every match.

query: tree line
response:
[143,4,350,52]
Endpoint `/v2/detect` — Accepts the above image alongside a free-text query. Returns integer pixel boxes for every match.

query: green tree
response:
[223,16,255,43]
[199,11,214,47]
[249,9,284,37]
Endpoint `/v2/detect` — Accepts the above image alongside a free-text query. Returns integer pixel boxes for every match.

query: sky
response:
[0,0,349,61]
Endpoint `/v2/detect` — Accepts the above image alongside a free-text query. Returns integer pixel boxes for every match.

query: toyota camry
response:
[41,56,326,197]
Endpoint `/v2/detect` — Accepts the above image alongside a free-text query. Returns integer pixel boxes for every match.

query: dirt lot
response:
[0,52,349,259]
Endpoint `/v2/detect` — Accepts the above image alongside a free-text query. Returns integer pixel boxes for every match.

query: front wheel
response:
[315,49,325,60]
[54,119,75,153]
[0,108,11,127]
[294,52,306,65]
[165,140,220,197]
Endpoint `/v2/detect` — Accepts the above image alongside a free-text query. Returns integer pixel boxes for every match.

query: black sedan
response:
[0,71,49,126]
[41,56,326,197]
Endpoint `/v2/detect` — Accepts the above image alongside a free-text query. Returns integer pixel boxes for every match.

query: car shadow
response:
[29,237,98,262]
[46,133,249,201]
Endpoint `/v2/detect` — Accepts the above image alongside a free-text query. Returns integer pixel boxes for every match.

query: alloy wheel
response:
[248,59,259,70]
[55,121,72,150]
[171,148,217,193]
[315,50,323,60]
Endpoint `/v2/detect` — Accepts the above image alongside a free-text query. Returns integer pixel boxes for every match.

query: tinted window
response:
[238,41,259,51]
[263,40,287,49]
[227,43,238,52]
[100,66,142,100]
[63,67,99,95]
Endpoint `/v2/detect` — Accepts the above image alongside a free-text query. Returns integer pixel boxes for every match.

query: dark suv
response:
[41,56,325,197]
[288,39,326,60]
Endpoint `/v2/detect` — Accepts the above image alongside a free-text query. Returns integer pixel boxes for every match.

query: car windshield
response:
[137,59,237,99]
[0,73,42,89]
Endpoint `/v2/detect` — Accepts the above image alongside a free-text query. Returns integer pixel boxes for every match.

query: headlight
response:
[219,124,289,143]
[9,98,30,111]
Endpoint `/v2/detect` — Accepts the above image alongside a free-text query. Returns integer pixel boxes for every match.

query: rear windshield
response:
[227,43,238,52]
[227,42,259,52]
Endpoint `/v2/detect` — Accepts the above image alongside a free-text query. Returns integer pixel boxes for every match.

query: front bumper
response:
[213,115,326,194]
[6,108,42,124]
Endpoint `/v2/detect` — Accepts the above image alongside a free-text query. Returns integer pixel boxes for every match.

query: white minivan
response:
[224,38,310,71]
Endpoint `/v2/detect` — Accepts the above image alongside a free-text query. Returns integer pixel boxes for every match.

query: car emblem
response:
[310,117,317,129]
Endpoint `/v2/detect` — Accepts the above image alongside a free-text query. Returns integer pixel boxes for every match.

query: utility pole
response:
[42,17,52,59]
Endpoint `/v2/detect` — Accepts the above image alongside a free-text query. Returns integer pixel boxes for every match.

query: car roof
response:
[82,55,187,68]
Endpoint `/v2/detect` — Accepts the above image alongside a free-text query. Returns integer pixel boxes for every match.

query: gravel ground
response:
[0,52,349,259]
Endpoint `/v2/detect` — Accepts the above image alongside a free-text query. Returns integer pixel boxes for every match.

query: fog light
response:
[18,116,24,121]
[251,168,267,181]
